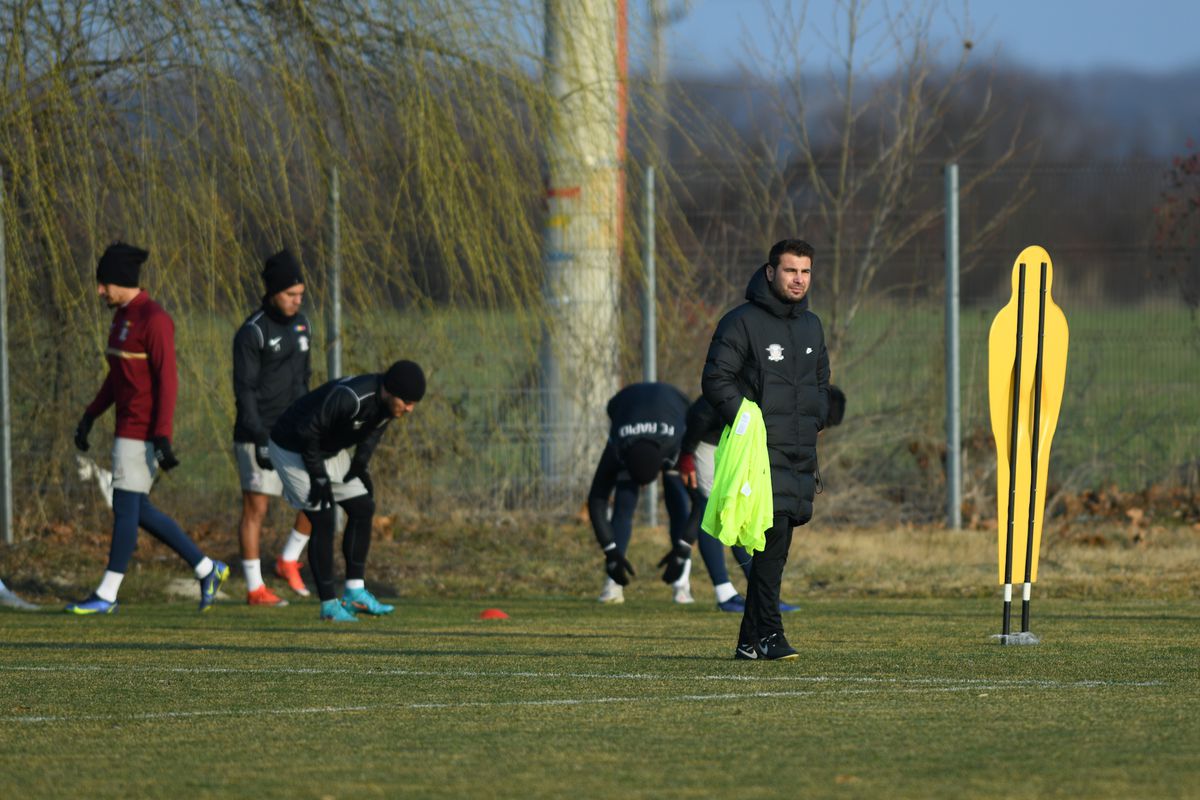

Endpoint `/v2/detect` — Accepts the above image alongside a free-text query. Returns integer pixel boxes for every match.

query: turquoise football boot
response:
[341,587,394,616]
[320,598,358,622]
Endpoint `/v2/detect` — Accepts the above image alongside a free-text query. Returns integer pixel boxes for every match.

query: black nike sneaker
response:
[733,640,759,660]
[756,632,799,661]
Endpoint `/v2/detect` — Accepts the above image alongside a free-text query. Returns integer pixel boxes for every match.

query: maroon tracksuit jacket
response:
[85,290,178,442]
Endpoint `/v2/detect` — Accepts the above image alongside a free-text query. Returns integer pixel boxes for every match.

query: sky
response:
[662,0,1200,77]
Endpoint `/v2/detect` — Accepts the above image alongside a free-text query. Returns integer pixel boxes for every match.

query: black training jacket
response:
[232,302,313,444]
[701,266,830,524]
[681,396,724,454]
[586,382,689,549]
[270,373,392,478]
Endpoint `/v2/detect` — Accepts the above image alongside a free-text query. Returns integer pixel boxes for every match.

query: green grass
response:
[837,301,1200,491]
[2,595,1197,799]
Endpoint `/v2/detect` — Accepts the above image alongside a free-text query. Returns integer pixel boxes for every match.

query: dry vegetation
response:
[4,511,1197,604]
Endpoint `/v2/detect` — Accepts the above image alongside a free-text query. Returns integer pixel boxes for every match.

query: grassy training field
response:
[2,522,1199,799]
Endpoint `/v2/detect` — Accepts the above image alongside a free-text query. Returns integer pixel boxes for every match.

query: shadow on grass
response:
[0,638,729,662]
[828,602,1200,623]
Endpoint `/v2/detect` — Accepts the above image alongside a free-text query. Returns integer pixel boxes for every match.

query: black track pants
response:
[340,494,375,582]
[738,514,794,644]
[306,507,338,601]
[306,494,376,601]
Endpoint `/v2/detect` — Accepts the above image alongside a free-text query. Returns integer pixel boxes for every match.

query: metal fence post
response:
[644,166,658,526]
[328,166,342,381]
[944,162,962,530]
[0,166,11,544]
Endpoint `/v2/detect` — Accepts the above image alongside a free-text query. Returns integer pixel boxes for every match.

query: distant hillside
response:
[656,65,1200,162]
[1049,67,1200,157]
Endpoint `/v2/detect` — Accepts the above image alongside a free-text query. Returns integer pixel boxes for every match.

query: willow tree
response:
[0,0,561,525]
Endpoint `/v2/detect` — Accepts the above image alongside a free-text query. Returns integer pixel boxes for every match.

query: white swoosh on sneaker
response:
[736,645,759,659]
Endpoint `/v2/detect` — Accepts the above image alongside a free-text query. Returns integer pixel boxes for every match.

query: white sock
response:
[243,559,263,591]
[97,571,125,603]
[671,559,692,588]
[714,581,739,603]
[345,578,365,590]
[281,529,310,562]
[193,557,214,580]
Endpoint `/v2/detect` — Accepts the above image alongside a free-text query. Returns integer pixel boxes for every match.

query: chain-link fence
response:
[5,154,1197,533]
[657,159,1199,525]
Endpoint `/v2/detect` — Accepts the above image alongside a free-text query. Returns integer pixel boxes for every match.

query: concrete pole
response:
[541,0,625,492]
[944,163,962,530]
[0,166,11,544]
[649,0,668,164]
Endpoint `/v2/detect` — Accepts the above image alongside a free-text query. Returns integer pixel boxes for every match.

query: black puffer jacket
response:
[681,396,724,453]
[701,266,830,524]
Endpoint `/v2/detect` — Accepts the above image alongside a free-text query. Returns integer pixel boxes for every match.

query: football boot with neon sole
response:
[198,561,229,612]
[65,593,117,615]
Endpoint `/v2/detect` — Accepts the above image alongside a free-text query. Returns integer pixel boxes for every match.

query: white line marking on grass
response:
[0,663,1164,689]
[0,681,1164,725]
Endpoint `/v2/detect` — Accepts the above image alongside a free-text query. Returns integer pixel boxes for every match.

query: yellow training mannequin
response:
[988,246,1069,584]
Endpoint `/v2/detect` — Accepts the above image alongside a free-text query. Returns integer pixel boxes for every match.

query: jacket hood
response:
[745,265,808,318]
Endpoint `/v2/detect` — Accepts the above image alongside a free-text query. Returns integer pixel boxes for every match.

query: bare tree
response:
[1154,138,1200,310]
[726,0,1029,361]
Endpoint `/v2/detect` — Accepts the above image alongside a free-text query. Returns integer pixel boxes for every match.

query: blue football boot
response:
[342,586,394,616]
[65,593,117,615]
[198,561,230,612]
[717,594,746,613]
[320,599,359,622]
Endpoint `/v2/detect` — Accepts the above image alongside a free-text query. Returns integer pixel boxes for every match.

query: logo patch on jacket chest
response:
[765,344,785,362]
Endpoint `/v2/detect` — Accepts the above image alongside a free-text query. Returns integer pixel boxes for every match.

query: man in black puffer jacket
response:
[701,239,830,661]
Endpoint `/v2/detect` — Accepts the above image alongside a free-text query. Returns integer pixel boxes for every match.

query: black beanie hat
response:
[96,242,148,288]
[382,360,426,403]
[624,440,663,486]
[262,249,304,296]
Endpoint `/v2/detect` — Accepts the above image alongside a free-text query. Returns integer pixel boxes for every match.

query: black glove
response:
[254,442,273,471]
[307,473,334,510]
[343,460,373,496]
[603,543,635,586]
[827,385,846,427]
[657,540,693,584]
[74,413,95,452]
[152,436,180,471]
